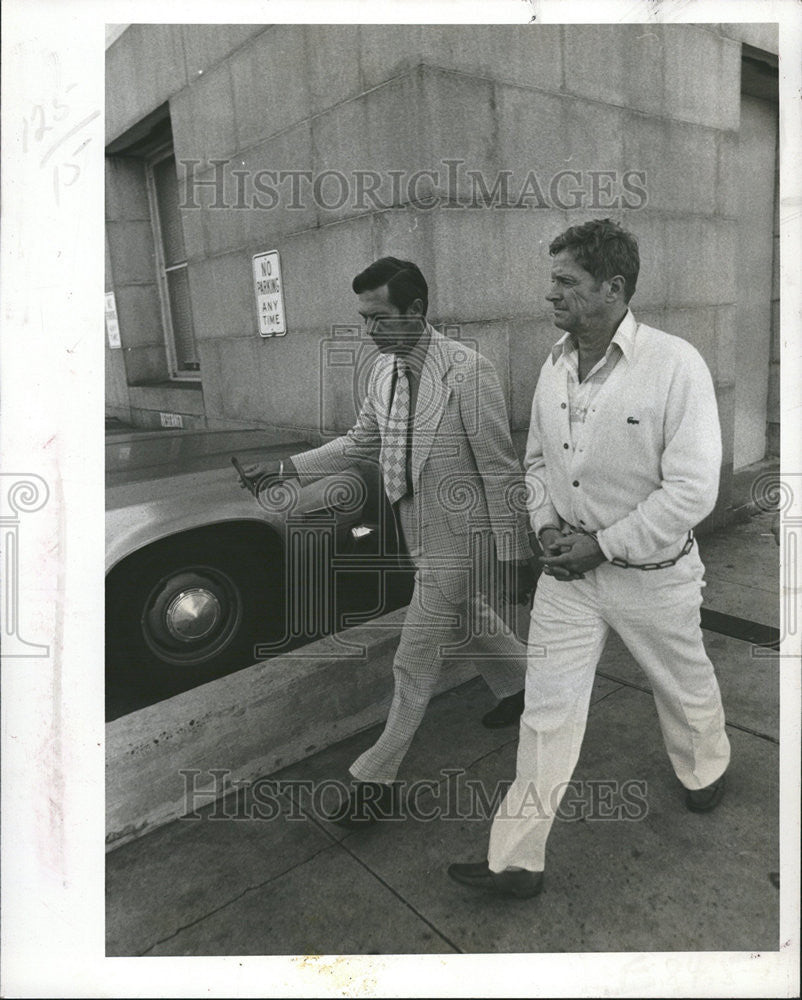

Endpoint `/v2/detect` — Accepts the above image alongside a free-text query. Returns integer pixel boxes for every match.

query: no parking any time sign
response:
[252,250,287,337]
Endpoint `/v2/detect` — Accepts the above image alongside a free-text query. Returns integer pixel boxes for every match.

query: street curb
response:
[106,607,479,851]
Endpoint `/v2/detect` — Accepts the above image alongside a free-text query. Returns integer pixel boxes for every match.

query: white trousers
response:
[350,496,527,785]
[487,543,730,873]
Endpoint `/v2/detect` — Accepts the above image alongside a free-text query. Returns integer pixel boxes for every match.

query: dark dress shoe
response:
[481,690,525,729]
[448,860,543,899]
[685,773,726,812]
[325,781,400,829]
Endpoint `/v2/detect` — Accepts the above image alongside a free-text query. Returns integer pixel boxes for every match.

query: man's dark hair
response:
[352,257,429,316]
[549,219,640,303]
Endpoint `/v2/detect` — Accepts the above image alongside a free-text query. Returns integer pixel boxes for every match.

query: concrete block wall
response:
[767,157,780,456]
[105,24,267,429]
[105,157,166,381]
[106,22,776,518]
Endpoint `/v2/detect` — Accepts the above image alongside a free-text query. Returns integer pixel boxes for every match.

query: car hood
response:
[106,428,310,493]
[105,428,368,574]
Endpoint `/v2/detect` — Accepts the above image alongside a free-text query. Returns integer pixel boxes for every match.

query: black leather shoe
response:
[481,690,525,729]
[325,781,400,829]
[447,860,543,899]
[685,773,726,812]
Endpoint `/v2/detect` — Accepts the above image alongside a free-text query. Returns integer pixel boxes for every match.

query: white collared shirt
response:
[551,316,633,451]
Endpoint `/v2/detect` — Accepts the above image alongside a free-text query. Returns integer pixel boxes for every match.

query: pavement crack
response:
[334,838,464,954]
[596,669,652,696]
[250,799,462,954]
[135,842,335,956]
[591,682,626,705]
[723,720,779,745]
[596,670,779,744]
[465,735,519,773]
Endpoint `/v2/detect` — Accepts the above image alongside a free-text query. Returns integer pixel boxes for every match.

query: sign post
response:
[252,250,287,337]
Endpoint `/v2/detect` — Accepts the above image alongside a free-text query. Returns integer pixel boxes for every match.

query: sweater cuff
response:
[530,502,561,537]
[594,529,616,562]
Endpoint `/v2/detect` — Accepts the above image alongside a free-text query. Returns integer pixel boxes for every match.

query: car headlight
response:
[350,525,374,540]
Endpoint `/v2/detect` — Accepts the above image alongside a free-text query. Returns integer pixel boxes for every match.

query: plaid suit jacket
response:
[292,326,532,593]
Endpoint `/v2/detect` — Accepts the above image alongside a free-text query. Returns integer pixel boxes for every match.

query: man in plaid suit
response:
[248,257,534,825]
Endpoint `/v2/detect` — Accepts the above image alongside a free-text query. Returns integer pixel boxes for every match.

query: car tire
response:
[106,531,283,719]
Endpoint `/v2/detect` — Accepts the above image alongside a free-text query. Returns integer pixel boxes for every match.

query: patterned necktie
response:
[382,356,410,504]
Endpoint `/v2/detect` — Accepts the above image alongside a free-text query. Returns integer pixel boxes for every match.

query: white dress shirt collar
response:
[550,308,638,366]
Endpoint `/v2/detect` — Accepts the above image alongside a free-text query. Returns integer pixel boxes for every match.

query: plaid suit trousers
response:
[349,494,527,785]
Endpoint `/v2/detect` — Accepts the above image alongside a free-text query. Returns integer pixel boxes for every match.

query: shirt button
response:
[572,480,579,487]
[561,403,567,409]
[563,443,569,449]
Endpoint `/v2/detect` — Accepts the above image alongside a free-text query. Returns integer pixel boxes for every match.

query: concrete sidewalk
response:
[106,510,781,956]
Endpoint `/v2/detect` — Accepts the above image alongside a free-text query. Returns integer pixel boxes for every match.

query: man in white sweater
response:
[449,218,731,898]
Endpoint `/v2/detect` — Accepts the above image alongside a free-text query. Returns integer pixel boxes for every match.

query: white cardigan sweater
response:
[525,311,722,564]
